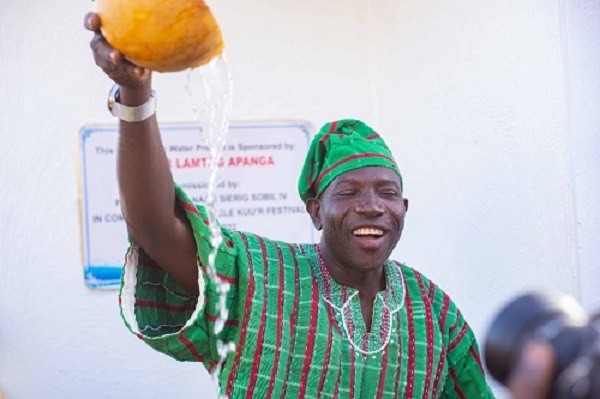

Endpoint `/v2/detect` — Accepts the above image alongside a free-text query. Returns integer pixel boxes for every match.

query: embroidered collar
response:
[304,243,406,355]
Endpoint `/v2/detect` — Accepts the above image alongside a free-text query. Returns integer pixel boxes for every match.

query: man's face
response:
[307,166,409,273]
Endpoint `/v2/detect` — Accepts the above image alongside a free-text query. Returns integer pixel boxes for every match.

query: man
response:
[86,12,494,398]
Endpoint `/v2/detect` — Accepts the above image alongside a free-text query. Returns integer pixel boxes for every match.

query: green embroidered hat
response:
[298,119,402,202]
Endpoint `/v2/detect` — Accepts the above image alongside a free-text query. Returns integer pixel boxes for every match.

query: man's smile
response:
[350,225,388,249]
[352,227,384,236]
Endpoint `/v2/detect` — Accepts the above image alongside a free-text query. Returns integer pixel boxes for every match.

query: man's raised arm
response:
[85,12,199,295]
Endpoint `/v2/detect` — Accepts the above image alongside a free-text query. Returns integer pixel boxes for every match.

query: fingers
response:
[86,12,119,73]
[89,28,123,69]
[90,32,118,71]
[85,11,151,87]
[134,67,151,81]
[509,342,555,399]
[84,12,100,32]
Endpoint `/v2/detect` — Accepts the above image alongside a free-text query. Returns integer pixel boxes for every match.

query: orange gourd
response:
[96,0,224,72]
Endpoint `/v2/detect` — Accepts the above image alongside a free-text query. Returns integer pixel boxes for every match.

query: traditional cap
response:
[298,119,402,202]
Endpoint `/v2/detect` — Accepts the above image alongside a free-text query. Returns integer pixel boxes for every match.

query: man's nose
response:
[355,191,384,215]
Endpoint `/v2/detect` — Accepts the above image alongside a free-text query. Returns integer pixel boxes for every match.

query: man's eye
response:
[335,191,356,196]
[380,190,399,196]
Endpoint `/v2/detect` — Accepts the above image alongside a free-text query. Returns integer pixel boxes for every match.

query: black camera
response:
[484,292,600,399]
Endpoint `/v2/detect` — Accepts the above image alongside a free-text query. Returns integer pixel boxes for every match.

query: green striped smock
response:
[120,186,495,398]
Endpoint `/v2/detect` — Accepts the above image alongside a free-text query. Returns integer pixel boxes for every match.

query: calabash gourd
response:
[96,0,224,72]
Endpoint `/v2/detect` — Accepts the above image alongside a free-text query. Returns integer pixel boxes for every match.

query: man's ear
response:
[305,198,323,230]
[403,198,409,212]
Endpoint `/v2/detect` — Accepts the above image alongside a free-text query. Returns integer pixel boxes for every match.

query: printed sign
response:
[79,121,314,288]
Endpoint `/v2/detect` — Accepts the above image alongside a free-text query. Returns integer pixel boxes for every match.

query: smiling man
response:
[301,124,409,332]
[120,121,494,398]
[87,12,494,398]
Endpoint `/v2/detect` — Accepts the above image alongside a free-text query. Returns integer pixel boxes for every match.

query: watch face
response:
[107,84,120,112]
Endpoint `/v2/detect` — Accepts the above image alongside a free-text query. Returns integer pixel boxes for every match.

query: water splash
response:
[185,51,235,398]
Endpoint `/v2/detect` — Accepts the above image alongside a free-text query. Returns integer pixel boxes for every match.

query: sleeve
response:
[427,281,496,399]
[118,184,242,372]
[440,312,495,398]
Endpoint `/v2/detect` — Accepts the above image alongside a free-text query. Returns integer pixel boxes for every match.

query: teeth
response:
[353,227,384,236]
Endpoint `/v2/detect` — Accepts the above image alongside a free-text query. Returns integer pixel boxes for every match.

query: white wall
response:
[373,0,574,326]
[1,1,598,398]
[561,0,600,312]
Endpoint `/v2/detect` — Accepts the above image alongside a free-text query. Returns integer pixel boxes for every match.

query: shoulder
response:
[392,261,466,328]
[392,263,489,386]
[393,262,446,303]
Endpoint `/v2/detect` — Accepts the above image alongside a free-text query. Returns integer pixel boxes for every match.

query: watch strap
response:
[108,84,157,123]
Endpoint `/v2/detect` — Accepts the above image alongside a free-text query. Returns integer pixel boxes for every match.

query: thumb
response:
[509,342,555,399]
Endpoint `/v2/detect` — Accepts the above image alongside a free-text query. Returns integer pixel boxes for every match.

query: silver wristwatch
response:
[107,84,157,122]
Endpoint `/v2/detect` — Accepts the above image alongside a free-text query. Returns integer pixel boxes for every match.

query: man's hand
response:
[84,12,151,88]
[509,342,555,399]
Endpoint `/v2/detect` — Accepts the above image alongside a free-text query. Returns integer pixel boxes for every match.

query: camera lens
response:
[484,292,588,385]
